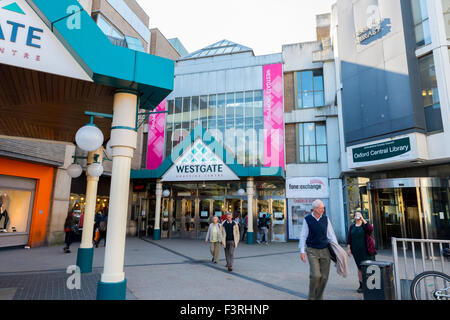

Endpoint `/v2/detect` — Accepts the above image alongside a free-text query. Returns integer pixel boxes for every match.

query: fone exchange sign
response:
[286,177,329,199]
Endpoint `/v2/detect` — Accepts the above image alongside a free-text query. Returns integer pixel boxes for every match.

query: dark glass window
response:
[419,54,443,133]
[411,0,432,47]
[191,96,200,129]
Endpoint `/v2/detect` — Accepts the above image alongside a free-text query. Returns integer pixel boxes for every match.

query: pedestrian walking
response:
[347,210,376,293]
[299,199,338,300]
[241,213,248,241]
[221,212,240,272]
[205,216,223,264]
[95,212,108,247]
[63,211,77,253]
[257,213,269,244]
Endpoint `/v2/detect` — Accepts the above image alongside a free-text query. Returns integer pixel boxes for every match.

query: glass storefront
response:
[152,180,286,241]
[0,175,36,247]
[367,178,450,249]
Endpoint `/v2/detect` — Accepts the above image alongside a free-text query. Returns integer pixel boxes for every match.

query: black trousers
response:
[96,230,107,245]
[64,231,73,248]
[0,211,9,229]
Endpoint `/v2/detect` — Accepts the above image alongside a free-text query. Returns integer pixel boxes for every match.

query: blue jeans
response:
[258,227,268,243]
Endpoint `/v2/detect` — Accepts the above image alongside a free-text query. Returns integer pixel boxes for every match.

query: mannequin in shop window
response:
[0,194,10,233]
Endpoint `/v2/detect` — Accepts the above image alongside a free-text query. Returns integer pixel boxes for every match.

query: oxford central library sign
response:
[352,137,411,163]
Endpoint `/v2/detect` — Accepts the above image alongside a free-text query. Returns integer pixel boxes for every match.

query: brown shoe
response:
[228,266,232,272]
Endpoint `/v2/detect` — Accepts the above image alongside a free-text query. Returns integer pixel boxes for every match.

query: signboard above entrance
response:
[0,0,92,81]
[352,137,411,163]
[161,138,239,182]
[347,133,429,169]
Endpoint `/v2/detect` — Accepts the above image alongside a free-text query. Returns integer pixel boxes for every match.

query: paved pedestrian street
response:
[0,238,395,300]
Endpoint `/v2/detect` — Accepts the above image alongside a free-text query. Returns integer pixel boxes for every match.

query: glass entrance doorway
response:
[368,178,450,249]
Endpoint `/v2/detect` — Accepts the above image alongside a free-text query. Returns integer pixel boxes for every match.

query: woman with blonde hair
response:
[205,216,223,264]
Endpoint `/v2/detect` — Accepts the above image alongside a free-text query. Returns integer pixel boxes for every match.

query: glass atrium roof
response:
[180,40,253,60]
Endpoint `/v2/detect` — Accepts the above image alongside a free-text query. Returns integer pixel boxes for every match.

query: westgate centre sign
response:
[352,137,411,163]
[162,139,239,182]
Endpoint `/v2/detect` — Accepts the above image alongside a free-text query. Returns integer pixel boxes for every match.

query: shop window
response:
[411,0,432,48]
[418,54,443,133]
[298,122,328,163]
[0,189,33,233]
[296,70,325,108]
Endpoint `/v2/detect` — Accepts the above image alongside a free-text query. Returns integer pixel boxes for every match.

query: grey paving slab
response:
[0,237,397,300]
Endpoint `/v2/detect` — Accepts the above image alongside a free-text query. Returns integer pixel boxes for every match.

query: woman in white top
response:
[205,216,224,264]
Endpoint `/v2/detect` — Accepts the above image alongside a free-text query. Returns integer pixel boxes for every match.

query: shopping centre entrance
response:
[368,178,450,249]
[160,183,249,240]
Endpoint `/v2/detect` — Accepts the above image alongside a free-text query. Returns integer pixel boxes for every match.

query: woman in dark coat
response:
[63,211,76,253]
[347,211,376,293]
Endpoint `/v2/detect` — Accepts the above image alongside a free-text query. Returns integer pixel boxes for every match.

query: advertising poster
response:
[146,99,167,170]
[263,63,285,169]
[288,198,329,240]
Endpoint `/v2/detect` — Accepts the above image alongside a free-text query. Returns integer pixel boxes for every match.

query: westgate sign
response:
[0,0,91,81]
[0,20,43,48]
[161,139,239,182]
[352,137,411,163]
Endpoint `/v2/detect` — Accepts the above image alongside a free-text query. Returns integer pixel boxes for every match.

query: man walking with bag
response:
[299,199,338,300]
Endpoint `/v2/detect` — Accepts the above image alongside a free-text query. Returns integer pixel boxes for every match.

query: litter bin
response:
[360,260,396,300]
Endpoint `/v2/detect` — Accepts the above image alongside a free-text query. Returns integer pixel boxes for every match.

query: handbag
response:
[366,233,377,255]
[94,229,100,242]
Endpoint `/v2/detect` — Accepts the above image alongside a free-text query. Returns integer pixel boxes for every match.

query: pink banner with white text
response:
[146,100,166,170]
[263,63,285,169]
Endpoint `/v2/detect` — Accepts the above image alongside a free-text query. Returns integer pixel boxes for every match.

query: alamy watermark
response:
[66,265,81,290]
[66,5,82,30]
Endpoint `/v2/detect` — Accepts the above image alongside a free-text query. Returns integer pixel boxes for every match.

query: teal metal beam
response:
[26,0,174,110]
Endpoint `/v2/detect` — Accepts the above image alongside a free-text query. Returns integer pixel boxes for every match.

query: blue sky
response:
[136,0,335,56]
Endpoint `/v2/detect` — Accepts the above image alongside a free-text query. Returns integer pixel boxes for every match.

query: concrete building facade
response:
[283,14,346,242]
[332,0,450,248]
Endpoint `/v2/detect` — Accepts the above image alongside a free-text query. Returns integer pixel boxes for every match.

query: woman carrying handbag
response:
[347,210,376,293]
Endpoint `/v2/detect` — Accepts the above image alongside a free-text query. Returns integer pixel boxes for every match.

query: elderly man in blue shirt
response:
[299,199,338,300]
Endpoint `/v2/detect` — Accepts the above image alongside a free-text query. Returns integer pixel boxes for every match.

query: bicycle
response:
[410,248,450,300]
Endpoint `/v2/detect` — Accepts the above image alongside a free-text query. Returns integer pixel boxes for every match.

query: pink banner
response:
[146,100,167,170]
[263,64,285,169]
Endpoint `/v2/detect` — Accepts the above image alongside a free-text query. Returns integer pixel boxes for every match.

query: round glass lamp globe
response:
[238,188,246,196]
[87,163,104,177]
[162,190,170,197]
[67,163,82,178]
[106,140,113,158]
[75,125,104,152]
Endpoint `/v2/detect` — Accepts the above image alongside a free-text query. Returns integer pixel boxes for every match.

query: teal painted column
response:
[247,232,255,245]
[97,279,127,300]
[76,247,94,273]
